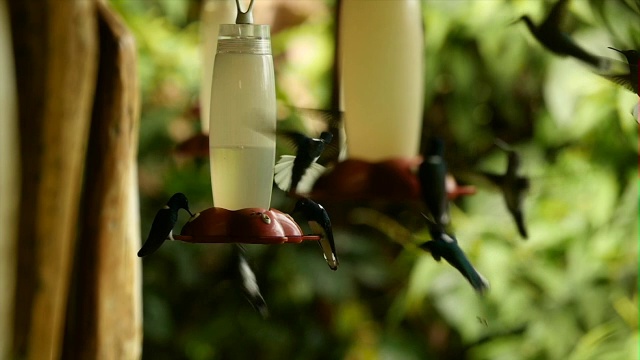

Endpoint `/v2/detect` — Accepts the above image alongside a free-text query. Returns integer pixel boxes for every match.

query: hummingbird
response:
[605,48,639,95]
[418,137,450,227]
[138,193,193,257]
[419,214,489,294]
[516,0,603,68]
[235,245,268,318]
[292,198,338,270]
[480,141,530,239]
[274,130,334,195]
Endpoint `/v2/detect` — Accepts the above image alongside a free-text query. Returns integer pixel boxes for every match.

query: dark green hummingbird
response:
[419,214,489,294]
[292,198,338,270]
[516,0,602,68]
[138,193,193,257]
[480,142,530,239]
[418,137,450,227]
[235,245,268,318]
[605,47,639,95]
[274,131,333,195]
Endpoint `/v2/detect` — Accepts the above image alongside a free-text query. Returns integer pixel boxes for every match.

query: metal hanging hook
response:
[235,0,255,24]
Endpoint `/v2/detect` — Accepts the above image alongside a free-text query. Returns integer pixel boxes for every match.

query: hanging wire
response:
[235,0,255,24]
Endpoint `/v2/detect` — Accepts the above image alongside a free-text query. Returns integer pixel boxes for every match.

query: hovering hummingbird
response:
[138,193,193,257]
[480,141,530,239]
[292,198,338,270]
[419,214,489,294]
[235,245,269,318]
[605,48,639,95]
[274,131,334,195]
[516,0,603,68]
[418,137,450,227]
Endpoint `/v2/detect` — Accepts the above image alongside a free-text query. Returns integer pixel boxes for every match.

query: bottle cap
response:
[217,24,271,54]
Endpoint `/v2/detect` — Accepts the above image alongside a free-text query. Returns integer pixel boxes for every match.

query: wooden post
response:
[0,0,19,358]
[64,1,142,359]
[8,0,98,358]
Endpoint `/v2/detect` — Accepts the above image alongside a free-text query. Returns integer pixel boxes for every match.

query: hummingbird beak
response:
[420,212,436,225]
[187,209,194,217]
[608,47,623,54]
[508,16,524,26]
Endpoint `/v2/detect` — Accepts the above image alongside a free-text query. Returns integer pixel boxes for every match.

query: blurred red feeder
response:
[311,158,421,201]
[445,174,476,200]
[174,207,321,244]
[310,157,475,202]
[175,133,209,157]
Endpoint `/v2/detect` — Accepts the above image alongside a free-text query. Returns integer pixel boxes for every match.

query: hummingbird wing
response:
[278,131,308,151]
[274,154,326,195]
[598,73,635,93]
[237,250,269,318]
[296,161,326,195]
[274,155,296,192]
[541,0,570,30]
[538,0,569,34]
[478,171,505,187]
[293,108,344,166]
[309,220,338,270]
[529,0,602,67]
[138,208,175,257]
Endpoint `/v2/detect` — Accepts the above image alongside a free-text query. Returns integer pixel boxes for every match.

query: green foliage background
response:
[111,0,638,359]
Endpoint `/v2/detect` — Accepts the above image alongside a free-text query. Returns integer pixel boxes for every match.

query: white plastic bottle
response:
[209,3,276,210]
[340,0,424,161]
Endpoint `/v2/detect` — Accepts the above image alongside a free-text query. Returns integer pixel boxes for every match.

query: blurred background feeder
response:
[445,174,476,200]
[200,0,235,135]
[310,0,435,203]
[176,207,321,244]
[339,0,424,161]
[175,132,209,158]
[175,0,235,158]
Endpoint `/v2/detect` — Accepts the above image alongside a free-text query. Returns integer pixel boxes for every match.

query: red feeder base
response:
[310,157,476,202]
[174,207,321,244]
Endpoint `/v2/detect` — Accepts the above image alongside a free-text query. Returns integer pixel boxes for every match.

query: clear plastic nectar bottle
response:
[209,1,276,210]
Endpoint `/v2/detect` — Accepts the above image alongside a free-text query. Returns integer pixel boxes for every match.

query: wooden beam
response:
[64,1,142,359]
[8,0,98,358]
[0,0,19,358]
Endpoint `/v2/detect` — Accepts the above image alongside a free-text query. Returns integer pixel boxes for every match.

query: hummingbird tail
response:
[137,237,166,257]
[455,255,490,294]
[469,270,490,295]
[512,210,528,239]
[238,253,269,318]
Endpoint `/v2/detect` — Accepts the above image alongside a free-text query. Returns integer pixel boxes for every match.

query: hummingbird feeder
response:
[173,0,324,246]
[309,0,475,202]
